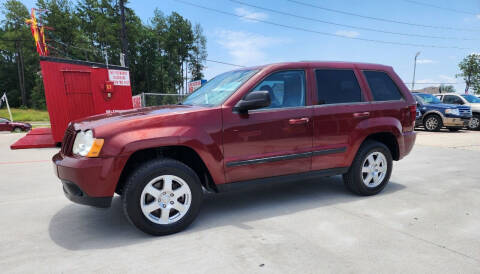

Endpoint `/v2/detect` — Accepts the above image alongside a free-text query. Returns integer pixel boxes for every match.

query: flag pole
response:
[2,93,13,122]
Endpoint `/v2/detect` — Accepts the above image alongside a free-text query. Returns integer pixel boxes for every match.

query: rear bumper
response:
[52,152,127,207]
[398,131,416,160]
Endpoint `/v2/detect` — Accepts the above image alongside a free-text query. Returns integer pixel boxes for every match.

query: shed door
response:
[63,71,95,121]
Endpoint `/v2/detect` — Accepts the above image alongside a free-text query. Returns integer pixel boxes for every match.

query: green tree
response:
[1,0,38,107]
[439,84,456,93]
[189,23,207,81]
[457,54,480,94]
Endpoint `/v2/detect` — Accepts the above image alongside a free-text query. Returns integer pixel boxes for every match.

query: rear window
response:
[363,71,403,101]
[315,69,363,105]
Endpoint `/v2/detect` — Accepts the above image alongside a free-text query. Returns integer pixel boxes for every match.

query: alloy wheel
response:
[469,117,479,130]
[140,175,192,225]
[361,151,387,188]
[425,117,438,131]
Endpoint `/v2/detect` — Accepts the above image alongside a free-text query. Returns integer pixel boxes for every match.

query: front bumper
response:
[442,117,470,127]
[52,152,127,208]
[61,179,112,208]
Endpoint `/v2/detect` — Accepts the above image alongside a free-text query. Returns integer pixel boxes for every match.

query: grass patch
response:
[0,108,50,122]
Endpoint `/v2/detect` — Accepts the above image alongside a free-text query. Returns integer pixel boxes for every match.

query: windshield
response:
[461,94,480,103]
[415,93,442,104]
[183,69,259,106]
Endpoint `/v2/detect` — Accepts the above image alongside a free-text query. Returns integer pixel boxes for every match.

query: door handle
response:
[289,117,309,125]
[353,112,370,118]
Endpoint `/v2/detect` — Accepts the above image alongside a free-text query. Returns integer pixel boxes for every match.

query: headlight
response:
[445,109,460,116]
[72,130,104,157]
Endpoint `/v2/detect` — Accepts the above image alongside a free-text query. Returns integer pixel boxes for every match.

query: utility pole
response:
[15,40,27,106]
[411,51,421,91]
[119,0,129,67]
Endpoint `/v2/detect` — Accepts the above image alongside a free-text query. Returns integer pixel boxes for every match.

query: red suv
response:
[53,61,416,235]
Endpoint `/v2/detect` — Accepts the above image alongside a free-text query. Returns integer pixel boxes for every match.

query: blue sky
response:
[18,0,480,92]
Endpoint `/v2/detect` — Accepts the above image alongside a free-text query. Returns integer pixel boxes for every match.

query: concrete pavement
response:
[1,131,480,273]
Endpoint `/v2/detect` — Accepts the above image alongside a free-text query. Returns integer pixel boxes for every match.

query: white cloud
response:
[235,7,268,22]
[416,59,435,64]
[477,14,480,19]
[216,30,281,66]
[439,75,457,83]
[417,79,436,84]
[335,30,360,38]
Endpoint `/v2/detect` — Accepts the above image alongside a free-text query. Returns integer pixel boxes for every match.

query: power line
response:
[175,0,474,50]
[206,59,246,67]
[404,82,457,84]
[287,0,480,32]
[231,0,477,41]
[402,0,479,16]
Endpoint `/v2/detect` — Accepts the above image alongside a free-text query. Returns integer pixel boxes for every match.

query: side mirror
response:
[235,90,271,113]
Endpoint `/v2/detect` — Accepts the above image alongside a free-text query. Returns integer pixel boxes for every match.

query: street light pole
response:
[411,51,421,91]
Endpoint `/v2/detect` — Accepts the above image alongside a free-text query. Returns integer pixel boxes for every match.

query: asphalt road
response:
[1,131,480,273]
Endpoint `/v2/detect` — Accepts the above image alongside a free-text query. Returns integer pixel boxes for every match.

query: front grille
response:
[61,126,76,156]
[458,107,472,116]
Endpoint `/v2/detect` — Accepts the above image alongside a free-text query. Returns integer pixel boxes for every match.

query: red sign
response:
[188,80,203,93]
[132,95,142,108]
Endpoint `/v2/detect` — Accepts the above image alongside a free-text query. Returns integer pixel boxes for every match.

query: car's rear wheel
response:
[468,114,480,130]
[423,114,442,132]
[122,158,203,236]
[343,140,392,196]
[12,127,22,133]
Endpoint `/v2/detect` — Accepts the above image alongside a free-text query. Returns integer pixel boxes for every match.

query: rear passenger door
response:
[311,67,370,171]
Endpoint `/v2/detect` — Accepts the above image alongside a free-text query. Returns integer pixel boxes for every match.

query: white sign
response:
[108,69,130,86]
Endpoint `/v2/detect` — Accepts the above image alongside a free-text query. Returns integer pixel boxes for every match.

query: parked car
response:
[413,93,472,132]
[53,61,417,235]
[435,93,480,130]
[0,118,32,132]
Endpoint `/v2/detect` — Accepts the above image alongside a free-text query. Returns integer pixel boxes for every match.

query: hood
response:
[73,104,207,131]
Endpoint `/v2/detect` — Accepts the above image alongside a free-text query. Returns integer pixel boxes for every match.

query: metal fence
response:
[140,93,188,107]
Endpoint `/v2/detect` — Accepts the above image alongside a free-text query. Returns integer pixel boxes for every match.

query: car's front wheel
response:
[343,140,393,196]
[122,158,203,236]
[423,114,442,132]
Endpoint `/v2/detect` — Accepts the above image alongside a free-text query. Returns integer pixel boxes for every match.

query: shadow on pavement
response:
[48,176,405,250]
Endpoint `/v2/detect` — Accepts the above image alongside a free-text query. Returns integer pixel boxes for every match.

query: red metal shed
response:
[40,56,133,143]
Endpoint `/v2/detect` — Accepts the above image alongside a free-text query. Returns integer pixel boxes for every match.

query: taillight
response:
[409,105,417,123]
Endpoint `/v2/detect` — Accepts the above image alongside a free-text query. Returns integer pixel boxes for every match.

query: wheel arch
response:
[362,132,399,160]
[116,145,218,195]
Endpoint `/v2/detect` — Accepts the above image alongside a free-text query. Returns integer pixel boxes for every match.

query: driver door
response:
[222,70,313,183]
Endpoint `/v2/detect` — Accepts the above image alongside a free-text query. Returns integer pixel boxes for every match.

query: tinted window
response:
[0,118,8,123]
[443,95,463,105]
[251,70,305,109]
[315,69,363,104]
[363,71,403,101]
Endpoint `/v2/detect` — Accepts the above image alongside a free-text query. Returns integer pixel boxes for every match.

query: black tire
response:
[468,114,480,131]
[12,127,22,133]
[122,158,203,236]
[447,127,460,132]
[423,114,442,132]
[343,140,393,196]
